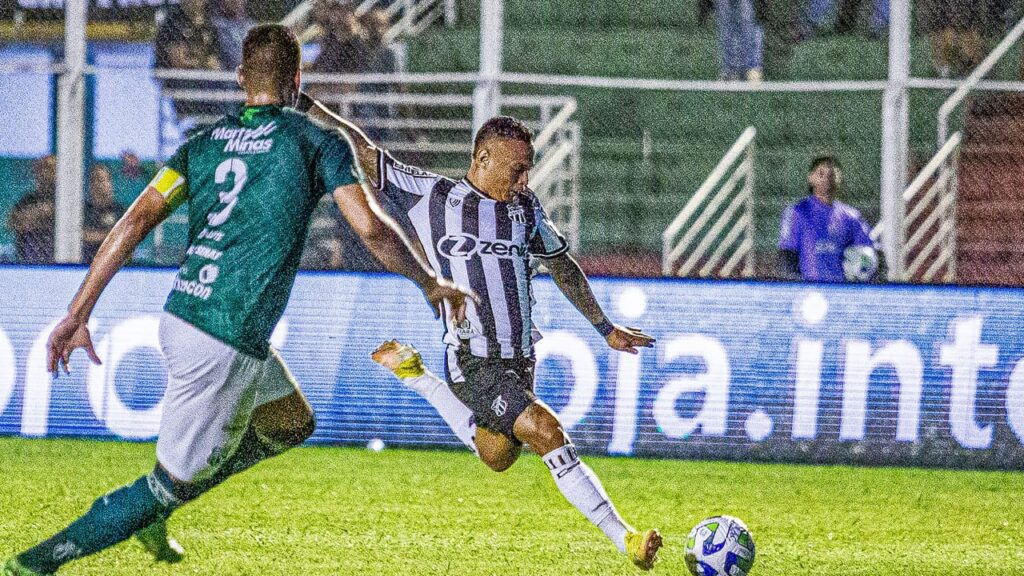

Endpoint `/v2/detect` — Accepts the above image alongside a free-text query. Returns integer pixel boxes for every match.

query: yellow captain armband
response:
[148,166,188,210]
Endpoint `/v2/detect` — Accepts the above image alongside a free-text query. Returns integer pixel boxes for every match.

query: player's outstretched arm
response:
[304,92,478,321]
[47,188,173,375]
[299,92,382,189]
[543,252,656,354]
[331,183,476,323]
[302,92,477,319]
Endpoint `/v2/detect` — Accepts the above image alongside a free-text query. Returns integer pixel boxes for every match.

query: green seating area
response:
[407,1,948,257]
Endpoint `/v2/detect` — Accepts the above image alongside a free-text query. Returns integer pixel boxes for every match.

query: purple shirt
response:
[778,195,873,282]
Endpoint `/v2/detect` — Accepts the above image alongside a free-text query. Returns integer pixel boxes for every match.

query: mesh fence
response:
[0,0,64,264]
[1,1,1024,285]
[939,89,1024,286]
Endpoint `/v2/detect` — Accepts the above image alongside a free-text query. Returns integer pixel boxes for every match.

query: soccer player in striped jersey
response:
[305,103,662,570]
[3,25,473,576]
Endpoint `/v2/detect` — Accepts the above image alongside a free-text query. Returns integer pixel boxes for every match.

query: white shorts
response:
[156,313,298,483]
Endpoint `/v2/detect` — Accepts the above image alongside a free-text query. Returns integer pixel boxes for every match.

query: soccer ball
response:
[684,516,756,576]
[842,245,878,282]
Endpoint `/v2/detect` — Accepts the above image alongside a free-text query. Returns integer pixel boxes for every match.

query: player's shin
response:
[371,341,477,454]
[407,371,478,454]
[542,444,633,553]
[16,467,181,574]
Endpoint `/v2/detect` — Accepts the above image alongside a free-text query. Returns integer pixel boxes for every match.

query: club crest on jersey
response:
[507,204,526,224]
[449,197,462,208]
[211,122,277,154]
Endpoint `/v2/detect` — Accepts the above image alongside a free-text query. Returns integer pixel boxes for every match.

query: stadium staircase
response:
[957,94,1024,285]
[407,0,936,276]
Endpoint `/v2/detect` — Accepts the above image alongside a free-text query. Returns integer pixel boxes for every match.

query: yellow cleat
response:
[626,529,663,571]
[371,340,425,379]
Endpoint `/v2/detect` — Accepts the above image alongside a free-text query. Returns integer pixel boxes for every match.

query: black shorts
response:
[445,346,536,441]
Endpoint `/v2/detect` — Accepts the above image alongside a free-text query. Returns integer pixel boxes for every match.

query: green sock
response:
[17,472,177,574]
[19,426,297,573]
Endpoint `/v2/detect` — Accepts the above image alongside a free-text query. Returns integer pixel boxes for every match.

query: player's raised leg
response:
[448,343,661,571]
[371,340,478,454]
[510,401,662,571]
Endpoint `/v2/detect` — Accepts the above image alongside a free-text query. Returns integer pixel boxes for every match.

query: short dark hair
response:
[473,116,534,153]
[241,24,301,88]
[809,155,842,173]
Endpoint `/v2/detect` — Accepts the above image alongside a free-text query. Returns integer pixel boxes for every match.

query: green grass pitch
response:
[1,437,1022,575]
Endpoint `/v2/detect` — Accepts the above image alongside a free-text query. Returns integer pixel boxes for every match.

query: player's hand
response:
[606,325,656,355]
[46,315,102,376]
[424,279,479,324]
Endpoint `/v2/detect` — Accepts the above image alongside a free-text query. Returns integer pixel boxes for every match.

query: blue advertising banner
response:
[1,266,1024,469]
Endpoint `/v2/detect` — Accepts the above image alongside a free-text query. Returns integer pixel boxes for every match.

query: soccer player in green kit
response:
[3,24,473,576]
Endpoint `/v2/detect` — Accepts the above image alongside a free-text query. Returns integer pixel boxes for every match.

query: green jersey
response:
[156,105,357,358]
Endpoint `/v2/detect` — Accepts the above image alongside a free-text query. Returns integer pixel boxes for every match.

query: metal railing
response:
[284,0,456,46]
[937,16,1024,147]
[529,110,581,250]
[870,132,963,282]
[662,127,756,278]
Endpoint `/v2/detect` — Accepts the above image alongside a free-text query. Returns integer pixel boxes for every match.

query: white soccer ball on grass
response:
[684,515,756,576]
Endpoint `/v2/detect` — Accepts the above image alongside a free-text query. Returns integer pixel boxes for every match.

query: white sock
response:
[543,444,633,553]
[403,370,478,455]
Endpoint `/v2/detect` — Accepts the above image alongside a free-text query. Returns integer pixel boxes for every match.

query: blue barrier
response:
[2,266,1024,469]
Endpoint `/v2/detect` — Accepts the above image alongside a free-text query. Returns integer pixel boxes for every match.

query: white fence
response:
[662,127,756,278]
[7,0,1024,280]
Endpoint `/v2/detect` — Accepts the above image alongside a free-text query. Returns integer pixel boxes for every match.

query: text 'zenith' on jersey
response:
[159,105,357,358]
[376,151,569,359]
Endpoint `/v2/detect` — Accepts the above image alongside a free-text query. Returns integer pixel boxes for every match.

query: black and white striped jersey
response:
[376,151,569,359]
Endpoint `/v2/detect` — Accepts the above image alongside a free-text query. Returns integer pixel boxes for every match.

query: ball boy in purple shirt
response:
[778,155,876,282]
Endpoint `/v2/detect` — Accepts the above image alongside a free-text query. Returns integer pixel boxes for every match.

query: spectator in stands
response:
[7,155,56,264]
[714,0,764,81]
[353,6,398,140]
[697,0,715,27]
[807,0,889,37]
[919,0,986,77]
[112,151,151,208]
[308,1,364,100]
[360,7,397,76]
[213,0,255,72]
[300,197,344,270]
[300,202,387,272]
[752,0,802,78]
[155,0,224,122]
[777,155,876,282]
[82,164,125,264]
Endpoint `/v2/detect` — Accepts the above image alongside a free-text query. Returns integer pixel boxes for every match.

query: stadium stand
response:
[405,0,946,275]
[0,0,1001,278]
